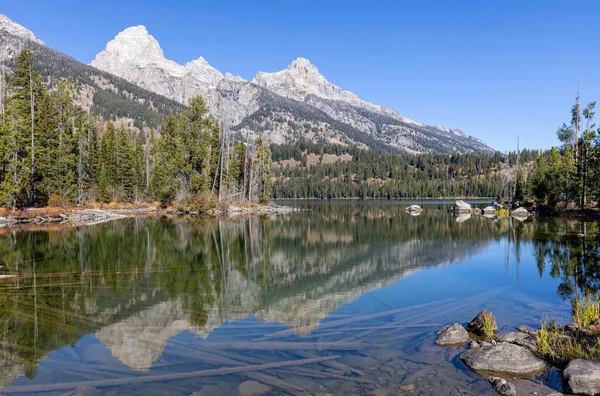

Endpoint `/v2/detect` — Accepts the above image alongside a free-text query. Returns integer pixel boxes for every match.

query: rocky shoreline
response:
[0,203,297,228]
[436,311,600,395]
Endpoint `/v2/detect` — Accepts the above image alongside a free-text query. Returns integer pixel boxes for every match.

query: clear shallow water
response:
[0,201,598,395]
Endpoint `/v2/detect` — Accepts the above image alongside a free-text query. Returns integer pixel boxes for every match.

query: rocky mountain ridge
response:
[1,14,493,153]
[0,18,183,130]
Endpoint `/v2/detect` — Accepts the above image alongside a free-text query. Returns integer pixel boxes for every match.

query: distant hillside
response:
[270,142,540,199]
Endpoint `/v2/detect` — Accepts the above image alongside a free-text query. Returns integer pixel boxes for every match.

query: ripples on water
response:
[0,201,598,395]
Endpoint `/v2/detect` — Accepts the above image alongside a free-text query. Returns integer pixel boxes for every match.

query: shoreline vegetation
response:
[436,294,600,395]
[2,49,600,224]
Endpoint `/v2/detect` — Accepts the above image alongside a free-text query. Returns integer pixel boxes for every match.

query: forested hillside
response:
[0,50,271,209]
[271,142,539,200]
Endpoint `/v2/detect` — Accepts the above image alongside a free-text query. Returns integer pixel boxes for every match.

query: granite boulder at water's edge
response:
[563,359,600,395]
[460,342,546,376]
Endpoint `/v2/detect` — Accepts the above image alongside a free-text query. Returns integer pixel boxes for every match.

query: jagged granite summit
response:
[91,25,223,104]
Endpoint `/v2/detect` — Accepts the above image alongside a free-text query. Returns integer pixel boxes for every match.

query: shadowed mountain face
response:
[0,203,597,379]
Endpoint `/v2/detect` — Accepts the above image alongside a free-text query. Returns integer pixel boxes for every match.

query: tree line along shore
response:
[1,49,600,219]
[0,50,272,212]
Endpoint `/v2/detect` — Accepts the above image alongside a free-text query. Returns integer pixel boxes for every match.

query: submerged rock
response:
[233,381,273,396]
[460,342,546,375]
[436,323,469,347]
[466,311,498,337]
[563,359,600,395]
[487,376,516,396]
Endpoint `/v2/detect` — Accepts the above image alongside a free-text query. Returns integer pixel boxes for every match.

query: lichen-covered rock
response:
[563,359,600,395]
[460,342,546,375]
[436,323,469,347]
[487,377,516,396]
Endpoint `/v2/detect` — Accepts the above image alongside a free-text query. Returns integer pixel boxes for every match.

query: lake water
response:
[0,201,598,395]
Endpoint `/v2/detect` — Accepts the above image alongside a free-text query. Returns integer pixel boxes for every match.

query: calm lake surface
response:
[1,201,598,395]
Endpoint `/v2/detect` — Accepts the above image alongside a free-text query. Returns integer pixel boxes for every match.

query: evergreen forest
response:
[0,50,272,209]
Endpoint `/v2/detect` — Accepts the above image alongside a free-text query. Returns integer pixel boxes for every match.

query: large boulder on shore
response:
[452,200,472,214]
[460,342,546,375]
[563,359,600,395]
[436,323,469,347]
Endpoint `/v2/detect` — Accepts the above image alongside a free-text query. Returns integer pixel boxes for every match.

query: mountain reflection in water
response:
[0,201,598,395]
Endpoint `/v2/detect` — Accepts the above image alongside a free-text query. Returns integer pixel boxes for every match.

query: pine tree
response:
[133,131,146,202]
[255,133,272,204]
[2,49,50,207]
[48,77,77,202]
[115,126,135,202]
[97,122,117,202]
[579,101,596,208]
[150,115,182,205]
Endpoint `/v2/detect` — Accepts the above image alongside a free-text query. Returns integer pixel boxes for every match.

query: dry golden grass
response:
[572,294,600,329]
[480,311,497,340]
[537,320,600,365]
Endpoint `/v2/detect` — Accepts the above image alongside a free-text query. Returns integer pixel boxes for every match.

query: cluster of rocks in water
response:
[449,200,532,220]
[405,201,533,221]
[435,311,600,395]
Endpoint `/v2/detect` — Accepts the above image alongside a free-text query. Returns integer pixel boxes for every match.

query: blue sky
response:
[3,0,600,151]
